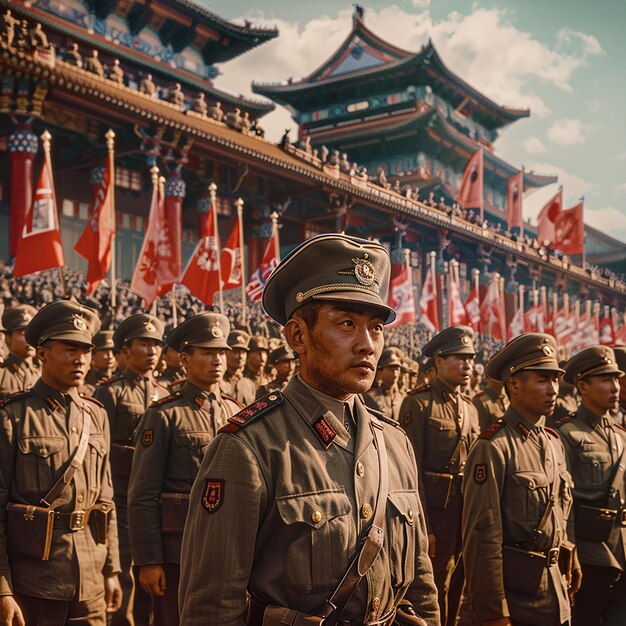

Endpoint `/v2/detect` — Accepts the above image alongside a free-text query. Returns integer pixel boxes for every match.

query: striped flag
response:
[246,237,279,303]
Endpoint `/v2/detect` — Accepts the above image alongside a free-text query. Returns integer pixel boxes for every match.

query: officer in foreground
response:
[0,304,39,398]
[463,333,576,626]
[558,346,626,625]
[399,325,480,626]
[0,300,121,625]
[179,233,439,626]
[128,313,241,626]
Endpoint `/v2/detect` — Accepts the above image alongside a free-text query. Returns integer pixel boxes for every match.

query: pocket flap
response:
[511,471,548,490]
[427,417,456,431]
[388,491,418,525]
[88,436,107,457]
[174,432,212,450]
[19,436,65,458]
[276,489,351,528]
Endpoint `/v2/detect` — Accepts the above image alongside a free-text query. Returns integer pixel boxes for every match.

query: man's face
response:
[123,338,162,375]
[274,359,296,383]
[182,347,227,389]
[379,364,401,389]
[436,354,474,389]
[226,347,247,372]
[37,340,92,391]
[294,303,385,400]
[247,349,268,374]
[579,374,620,415]
[619,377,626,406]
[6,329,36,360]
[163,347,182,370]
[92,348,115,373]
[508,370,560,421]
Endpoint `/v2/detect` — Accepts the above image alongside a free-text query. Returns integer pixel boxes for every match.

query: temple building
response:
[0,2,625,322]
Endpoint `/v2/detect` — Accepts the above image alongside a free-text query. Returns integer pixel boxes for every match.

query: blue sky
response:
[203,1,626,241]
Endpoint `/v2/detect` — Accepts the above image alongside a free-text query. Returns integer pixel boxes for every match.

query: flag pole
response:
[105,129,117,313]
[444,260,450,327]
[171,284,177,327]
[271,211,280,259]
[41,131,66,297]
[404,248,415,355]
[429,250,437,338]
[236,197,247,327]
[210,183,224,313]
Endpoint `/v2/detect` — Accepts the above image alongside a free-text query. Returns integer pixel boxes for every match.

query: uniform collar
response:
[432,377,459,402]
[577,403,611,430]
[33,378,82,413]
[181,380,221,408]
[123,368,149,385]
[503,406,544,441]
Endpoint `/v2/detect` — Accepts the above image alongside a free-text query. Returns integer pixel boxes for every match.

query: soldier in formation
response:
[81,330,116,396]
[255,344,296,398]
[363,346,405,421]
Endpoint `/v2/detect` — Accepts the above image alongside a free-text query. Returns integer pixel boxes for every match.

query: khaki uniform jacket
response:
[179,377,439,626]
[0,354,39,399]
[0,379,120,600]
[557,405,626,570]
[472,387,509,431]
[462,408,572,624]
[363,385,404,422]
[398,379,480,530]
[128,382,241,566]
[547,391,579,428]
[79,368,110,398]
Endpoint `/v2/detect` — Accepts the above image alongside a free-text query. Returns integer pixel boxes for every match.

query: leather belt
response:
[54,506,101,531]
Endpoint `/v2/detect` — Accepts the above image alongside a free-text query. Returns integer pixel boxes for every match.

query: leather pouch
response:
[502,545,546,596]
[110,443,134,478]
[89,503,111,544]
[160,493,190,534]
[7,503,55,561]
[262,606,325,626]
[423,472,455,510]
[574,504,616,542]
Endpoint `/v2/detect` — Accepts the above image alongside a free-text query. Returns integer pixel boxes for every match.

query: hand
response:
[139,565,167,597]
[483,619,512,626]
[427,533,436,558]
[569,567,583,605]
[0,596,25,626]
[104,575,123,613]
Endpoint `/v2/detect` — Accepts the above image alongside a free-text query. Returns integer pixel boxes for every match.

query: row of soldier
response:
[1,233,626,626]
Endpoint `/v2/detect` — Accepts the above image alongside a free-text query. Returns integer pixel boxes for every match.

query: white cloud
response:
[618,183,626,192]
[522,136,547,154]
[412,0,431,8]
[547,118,588,146]
[215,5,603,141]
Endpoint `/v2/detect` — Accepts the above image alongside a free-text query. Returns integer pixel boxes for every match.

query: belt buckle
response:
[69,510,86,531]
[547,547,560,567]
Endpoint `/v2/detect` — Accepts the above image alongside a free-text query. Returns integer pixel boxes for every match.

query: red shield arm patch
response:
[142,429,153,447]
[202,479,225,513]
[474,463,487,484]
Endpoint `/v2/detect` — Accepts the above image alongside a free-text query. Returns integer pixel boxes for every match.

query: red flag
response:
[388,263,416,327]
[536,190,562,245]
[463,284,481,330]
[457,149,483,213]
[130,177,179,307]
[506,171,523,231]
[614,321,626,346]
[448,273,467,326]
[246,235,279,303]
[74,159,115,294]
[220,215,243,290]
[14,148,65,277]
[508,304,526,340]
[524,304,545,333]
[553,201,584,255]
[180,198,221,305]
[554,306,575,352]
[599,315,616,346]
[419,266,439,333]
[480,280,505,340]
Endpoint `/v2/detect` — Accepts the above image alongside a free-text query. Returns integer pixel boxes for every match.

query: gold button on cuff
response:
[361,503,373,519]
[311,510,323,524]
[77,494,84,503]
[356,462,365,477]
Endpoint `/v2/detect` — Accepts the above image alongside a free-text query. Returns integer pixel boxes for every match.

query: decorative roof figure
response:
[225,107,243,131]
[107,58,124,84]
[15,20,29,51]
[0,9,19,48]
[168,83,185,108]
[84,49,104,78]
[62,42,82,67]
[139,73,156,96]
[240,111,251,134]
[29,23,49,50]
[208,100,224,122]
[190,92,208,116]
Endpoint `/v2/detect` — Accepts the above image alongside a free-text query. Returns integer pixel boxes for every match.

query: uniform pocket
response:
[387,490,419,590]
[275,489,353,592]
[510,471,549,521]
[427,416,458,452]
[87,436,107,498]
[577,451,611,486]
[17,436,66,499]
[174,431,213,480]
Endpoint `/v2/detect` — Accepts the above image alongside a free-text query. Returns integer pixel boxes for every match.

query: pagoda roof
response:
[13,2,274,117]
[253,18,529,130]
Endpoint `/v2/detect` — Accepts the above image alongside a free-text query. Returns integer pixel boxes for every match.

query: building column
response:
[8,117,38,257]
[164,167,185,281]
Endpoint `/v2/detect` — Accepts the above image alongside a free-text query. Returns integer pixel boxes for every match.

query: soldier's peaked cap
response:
[563,345,623,385]
[269,344,296,364]
[612,346,626,373]
[113,313,164,350]
[1,304,37,332]
[167,313,230,352]
[486,333,563,383]
[422,325,475,358]
[92,330,114,352]
[227,329,251,350]
[24,300,100,348]
[262,233,395,326]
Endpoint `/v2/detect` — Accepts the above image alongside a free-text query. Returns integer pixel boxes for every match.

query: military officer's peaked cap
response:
[269,344,296,364]
[167,313,230,352]
[378,347,404,369]
[422,325,475,358]
[93,330,114,352]
[113,313,164,349]
[612,346,626,373]
[227,329,251,351]
[486,332,563,383]
[1,304,37,332]
[563,345,624,385]
[24,300,100,347]
[262,233,395,326]
[249,336,270,352]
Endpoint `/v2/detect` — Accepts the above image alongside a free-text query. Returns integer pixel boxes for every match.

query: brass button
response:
[361,503,373,519]
[356,462,365,477]
[311,510,323,524]
[77,494,84,503]
[407,509,414,524]
[71,426,77,433]
[40,448,46,455]
[371,596,381,611]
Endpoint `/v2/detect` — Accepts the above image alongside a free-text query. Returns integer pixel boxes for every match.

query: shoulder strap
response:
[319,421,388,620]
[445,396,470,474]
[40,405,91,507]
